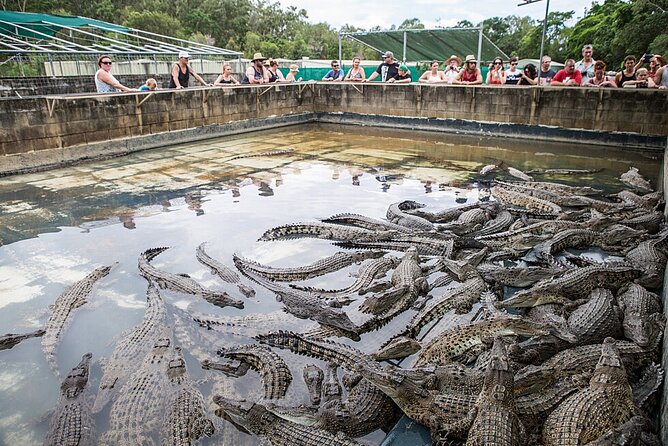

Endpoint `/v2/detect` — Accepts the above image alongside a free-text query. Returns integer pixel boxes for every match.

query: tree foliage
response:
[9,0,668,67]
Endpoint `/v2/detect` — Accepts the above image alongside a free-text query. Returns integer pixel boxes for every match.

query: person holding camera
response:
[486,57,506,85]
[622,68,655,88]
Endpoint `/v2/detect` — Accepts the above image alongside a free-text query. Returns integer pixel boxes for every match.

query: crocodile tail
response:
[141,247,170,263]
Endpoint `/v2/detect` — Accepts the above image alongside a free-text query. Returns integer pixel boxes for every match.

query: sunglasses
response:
[332,64,339,67]
[510,62,518,66]
[101,61,112,65]
[494,62,502,65]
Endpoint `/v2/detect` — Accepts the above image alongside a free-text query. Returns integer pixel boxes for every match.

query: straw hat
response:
[464,55,477,63]
[445,55,462,65]
[251,52,267,62]
[289,64,299,72]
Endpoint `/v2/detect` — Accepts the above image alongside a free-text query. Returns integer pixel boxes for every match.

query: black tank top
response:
[169,64,191,88]
[617,71,636,87]
[268,69,279,83]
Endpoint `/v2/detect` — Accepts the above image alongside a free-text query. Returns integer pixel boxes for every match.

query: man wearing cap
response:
[443,55,461,84]
[364,51,400,82]
[241,52,271,84]
[388,65,412,83]
[169,50,211,89]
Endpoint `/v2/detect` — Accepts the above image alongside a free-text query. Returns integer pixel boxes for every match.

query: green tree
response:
[123,10,184,38]
[398,18,425,30]
[517,10,574,62]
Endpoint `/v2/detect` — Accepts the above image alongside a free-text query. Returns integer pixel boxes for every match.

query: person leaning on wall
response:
[169,50,211,89]
[94,55,134,93]
[453,55,482,85]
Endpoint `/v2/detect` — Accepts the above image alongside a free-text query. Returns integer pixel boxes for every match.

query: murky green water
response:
[0,124,662,445]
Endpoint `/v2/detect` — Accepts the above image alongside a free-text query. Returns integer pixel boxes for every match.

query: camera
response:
[644,54,653,63]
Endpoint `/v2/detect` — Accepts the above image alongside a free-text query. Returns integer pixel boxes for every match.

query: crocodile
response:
[227,147,295,161]
[619,210,664,234]
[476,263,564,288]
[196,242,255,297]
[468,210,515,237]
[100,334,173,446]
[267,368,402,438]
[620,167,653,192]
[514,338,659,396]
[615,190,663,209]
[542,338,641,446]
[290,256,399,299]
[202,344,292,400]
[584,415,661,446]
[524,168,603,176]
[44,353,95,446]
[372,336,422,361]
[321,213,414,233]
[497,265,640,308]
[412,314,568,367]
[0,328,45,351]
[531,229,605,265]
[625,230,668,288]
[491,185,562,213]
[138,247,244,309]
[386,200,435,231]
[359,246,428,315]
[395,273,487,340]
[514,375,582,430]
[566,288,623,344]
[232,250,384,282]
[303,364,324,405]
[405,202,483,223]
[42,264,113,374]
[259,222,383,242]
[475,220,581,250]
[494,180,591,207]
[213,397,363,446]
[335,235,465,256]
[632,362,664,409]
[501,180,602,196]
[438,207,497,236]
[235,263,360,340]
[617,283,666,347]
[93,282,167,413]
[464,338,524,446]
[162,347,215,446]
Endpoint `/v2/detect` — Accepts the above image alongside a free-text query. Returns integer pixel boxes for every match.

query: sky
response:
[277,0,593,30]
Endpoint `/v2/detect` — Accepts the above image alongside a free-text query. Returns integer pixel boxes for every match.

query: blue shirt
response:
[324,69,344,80]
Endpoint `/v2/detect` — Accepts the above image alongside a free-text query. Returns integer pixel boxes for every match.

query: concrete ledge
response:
[1,112,315,176]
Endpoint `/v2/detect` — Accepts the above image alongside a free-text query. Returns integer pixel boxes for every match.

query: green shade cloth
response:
[345,28,508,63]
[0,11,128,40]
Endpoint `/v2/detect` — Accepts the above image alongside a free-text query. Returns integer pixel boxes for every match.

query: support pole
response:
[403,31,407,63]
[338,33,342,67]
[477,27,483,65]
[538,0,550,82]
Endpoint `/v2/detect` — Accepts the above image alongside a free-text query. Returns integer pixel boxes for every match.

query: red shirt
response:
[552,68,582,84]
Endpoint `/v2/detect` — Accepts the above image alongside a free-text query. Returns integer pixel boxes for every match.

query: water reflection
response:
[0,124,661,445]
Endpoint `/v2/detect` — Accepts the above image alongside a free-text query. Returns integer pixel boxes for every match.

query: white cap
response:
[178,50,190,59]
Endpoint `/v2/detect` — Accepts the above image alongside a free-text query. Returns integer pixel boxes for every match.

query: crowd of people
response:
[94,46,668,93]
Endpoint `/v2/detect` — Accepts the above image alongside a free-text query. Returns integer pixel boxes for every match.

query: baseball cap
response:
[178,50,190,59]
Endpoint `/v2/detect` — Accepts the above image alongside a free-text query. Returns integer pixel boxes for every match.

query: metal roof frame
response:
[0,11,242,57]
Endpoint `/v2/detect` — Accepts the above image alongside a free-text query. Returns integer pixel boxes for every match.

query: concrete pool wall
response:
[1,82,667,176]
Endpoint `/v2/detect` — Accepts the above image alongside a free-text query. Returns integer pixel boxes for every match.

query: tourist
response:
[241,52,270,84]
[388,65,412,83]
[622,68,655,88]
[213,64,240,86]
[585,61,616,87]
[169,50,211,89]
[138,78,158,91]
[654,63,668,89]
[486,57,506,85]
[322,60,344,81]
[418,61,446,83]
[266,59,286,83]
[551,59,582,86]
[365,51,399,82]
[538,55,556,85]
[575,44,596,85]
[286,64,302,82]
[345,57,366,81]
[615,55,637,87]
[94,55,134,93]
[443,55,461,84]
[518,63,537,85]
[504,57,522,85]
[638,54,665,79]
[454,55,482,85]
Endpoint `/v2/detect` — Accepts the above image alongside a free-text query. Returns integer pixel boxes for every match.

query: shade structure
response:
[342,28,508,63]
[0,11,127,39]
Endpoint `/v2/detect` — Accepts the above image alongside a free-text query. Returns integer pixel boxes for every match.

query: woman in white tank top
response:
[94,55,134,93]
[419,60,447,83]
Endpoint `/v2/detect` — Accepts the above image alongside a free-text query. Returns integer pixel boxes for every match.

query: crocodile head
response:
[372,336,422,361]
[623,312,666,348]
[213,396,255,435]
[302,364,324,406]
[589,338,630,390]
[320,309,360,340]
[482,338,513,403]
[61,352,92,399]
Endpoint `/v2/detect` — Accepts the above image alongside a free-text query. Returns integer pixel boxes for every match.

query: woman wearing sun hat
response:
[454,55,482,85]
[443,55,461,84]
[286,64,302,82]
[241,52,271,84]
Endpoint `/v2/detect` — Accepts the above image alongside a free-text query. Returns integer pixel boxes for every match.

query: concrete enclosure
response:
[1,82,667,175]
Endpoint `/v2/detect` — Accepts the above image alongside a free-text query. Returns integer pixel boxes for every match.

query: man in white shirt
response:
[575,44,595,85]
[505,56,522,85]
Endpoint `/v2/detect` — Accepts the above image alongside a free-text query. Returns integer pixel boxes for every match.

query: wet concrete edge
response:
[662,138,668,445]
